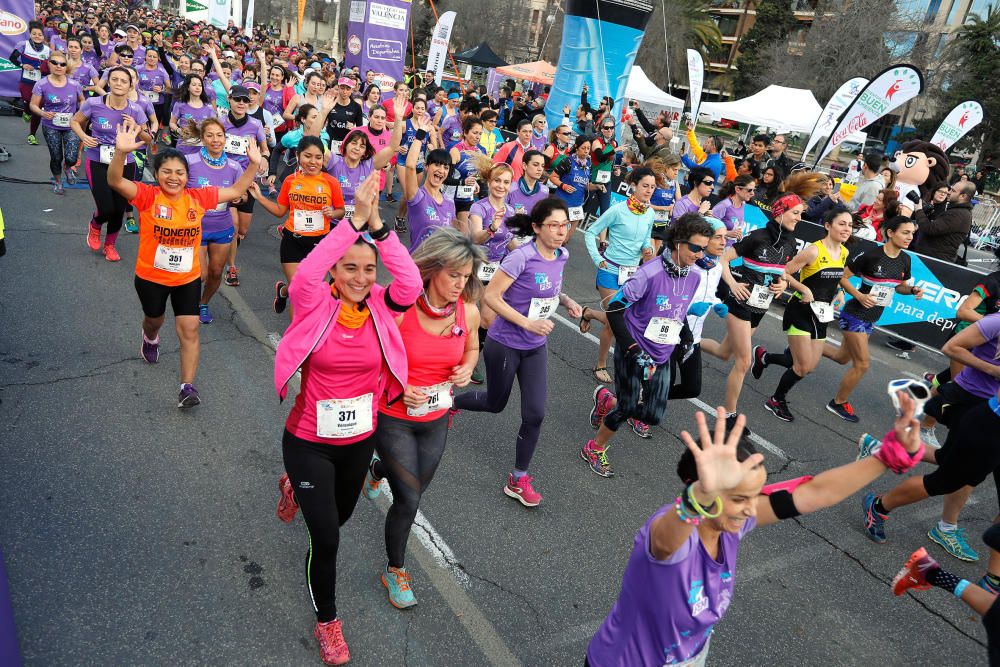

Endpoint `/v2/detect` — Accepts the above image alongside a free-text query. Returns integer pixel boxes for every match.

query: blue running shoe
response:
[978,575,1000,595]
[363,454,382,500]
[381,565,417,609]
[857,433,880,461]
[199,304,213,324]
[928,526,980,562]
[862,493,888,543]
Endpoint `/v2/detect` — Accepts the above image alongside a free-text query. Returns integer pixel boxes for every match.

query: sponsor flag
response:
[686,49,704,122]
[0,3,33,98]
[802,76,868,162]
[930,101,984,152]
[360,0,411,94]
[425,10,455,86]
[244,0,255,32]
[208,0,231,29]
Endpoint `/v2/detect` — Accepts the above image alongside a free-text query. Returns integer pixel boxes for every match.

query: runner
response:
[105,118,260,407]
[136,47,171,141]
[586,396,925,666]
[506,150,549,219]
[394,108,455,251]
[446,116,486,234]
[582,214,713,477]
[711,174,755,247]
[671,167,714,221]
[648,154,682,254]
[272,172,421,666]
[324,76,364,150]
[392,97,436,231]
[751,206,853,422]
[452,198,582,507]
[362,228,484,608]
[822,215,923,422]
[71,66,150,261]
[169,74,216,156]
[550,135,601,237]
[10,20,51,146]
[29,49,84,195]
[587,119,618,219]
[65,37,100,97]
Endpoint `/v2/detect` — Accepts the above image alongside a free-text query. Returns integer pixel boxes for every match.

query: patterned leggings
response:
[603,345,672,432]
[41,126,81,178]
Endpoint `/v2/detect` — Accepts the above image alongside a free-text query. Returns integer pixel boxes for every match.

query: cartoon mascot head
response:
[893,140,950,201]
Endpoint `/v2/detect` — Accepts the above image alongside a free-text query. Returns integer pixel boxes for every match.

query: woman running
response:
[10,20,50,146]
[446,116,486,234]
[394,109,455,251]
[362,228,484,608]
[821,215,924,422]
[582,215,714,477]
[392,97,436,231]
[71,66,149,261]
[136,47,171,141]
[587,396,925,666]
[507,150,550,218]
[29,49,83,195]
[281,70,328,128]
[749,165,783,215]
[65,37,99,97]
[272,172,421,666]
[648,154,682,254]
[671,167,714,221]
[106,118,260,407]
[170,74,216,156]
[550,135,601,237]
[453,198,582,507]
[360,84,382,122]
[587,119,618,218]
[711,173,755,246]
[358,105,394,201]
[750,206,853,422]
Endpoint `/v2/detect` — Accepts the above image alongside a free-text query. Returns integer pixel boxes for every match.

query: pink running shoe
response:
[504,473,541,507]
[277,473,299,523]
[86,224,101,251]
[628,418,652,439]
[892,547,937,596]
[314,619,350,665]
[590,386,615,430]
[580,439,614,478]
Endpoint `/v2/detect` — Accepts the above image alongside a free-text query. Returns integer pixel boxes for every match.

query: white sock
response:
[938,520,958,533]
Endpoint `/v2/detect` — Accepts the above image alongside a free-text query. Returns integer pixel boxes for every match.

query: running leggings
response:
[374,413,449,568]
[604,344,672,432]
[41,126,81,178]
[281,429,375,622]
[86,159,135,238]
[19,82,40,136]
[669,344,702,400]
[453,337,547,472]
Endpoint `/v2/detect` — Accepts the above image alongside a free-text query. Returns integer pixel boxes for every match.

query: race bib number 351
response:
[153,245,194,273]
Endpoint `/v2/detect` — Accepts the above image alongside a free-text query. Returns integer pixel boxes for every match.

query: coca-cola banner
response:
[802,77,868,163]
[930,101,984,153]
[815,65,923,163]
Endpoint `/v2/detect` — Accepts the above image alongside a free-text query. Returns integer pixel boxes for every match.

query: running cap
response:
[703,216,727,232]
[447,91,460,100]
[113,28,126,37]
[125,23,140,32]
[244,81,261,92]
[337,76,356,88]
[229,84,251,99]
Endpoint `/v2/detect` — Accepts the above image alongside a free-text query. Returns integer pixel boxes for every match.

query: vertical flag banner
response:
[425,10,455,86]
[686,49,704,122]
[208,0,231,28]
[545,0,655,132]
[0,0,33,97]
[244,0,255,32]
[297,0,308,38]
[344,0,368,70]
[183,0,209,23]
[815,64,923,164]
[930,101,984,152]
[359,0,411,94]
[802,76,868,162]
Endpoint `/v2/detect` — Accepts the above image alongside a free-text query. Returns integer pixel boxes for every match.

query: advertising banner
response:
[425,10,455,86]
[344,0,367,70]
[183,0,209,23]
[244,0,255,32]
[0,0,34,98]
[686,49,703,122]
[930,101,984,152]
[359,0,410,94]
[802,76,868,162]
[208,0,231,29]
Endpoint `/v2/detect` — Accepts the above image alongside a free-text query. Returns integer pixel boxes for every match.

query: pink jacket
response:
[273,221,422,403]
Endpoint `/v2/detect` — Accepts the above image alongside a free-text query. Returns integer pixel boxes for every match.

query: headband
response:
[771,193,803,218]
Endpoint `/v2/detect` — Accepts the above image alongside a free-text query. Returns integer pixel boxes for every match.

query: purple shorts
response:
[838,310,875,335]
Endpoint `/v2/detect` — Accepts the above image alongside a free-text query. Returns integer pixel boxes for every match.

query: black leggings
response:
[282,429,375,622]
[41,126,81,178]
[454,337,547,472]
[923,399,1000,504]
[86,159,135,236]
[604,344,672,432]
[669,344,702,400]
[374,413,449,568]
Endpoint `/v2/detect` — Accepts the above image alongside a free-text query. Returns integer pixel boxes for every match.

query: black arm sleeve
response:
[9,49,21,67]
[635,107,655,135]
[594,144,615,163]
[161,55,176,78]
[606,302,639,352]
[768,490,801,520]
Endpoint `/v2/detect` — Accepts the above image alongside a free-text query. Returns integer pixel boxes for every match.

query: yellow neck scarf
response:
[332,287,372,329]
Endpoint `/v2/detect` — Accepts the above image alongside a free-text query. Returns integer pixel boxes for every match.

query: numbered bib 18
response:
[293,209,324,233]
[316,393,374,439]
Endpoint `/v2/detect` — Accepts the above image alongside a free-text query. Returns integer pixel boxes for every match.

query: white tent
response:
[699,85,822,134]
[624,66,685,109]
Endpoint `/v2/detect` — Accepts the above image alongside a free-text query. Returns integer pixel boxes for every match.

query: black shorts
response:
[280,229,324,264]
[782,299,829,339]
[923,399,1000,504]
[723,294,766,328]
[233,195,256,214]
[925,380,983,427]
[651,223,669,242]
[134,275,201,318]
[455,199,474,214]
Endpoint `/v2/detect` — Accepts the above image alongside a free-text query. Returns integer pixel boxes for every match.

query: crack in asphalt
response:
[403,615,411,667]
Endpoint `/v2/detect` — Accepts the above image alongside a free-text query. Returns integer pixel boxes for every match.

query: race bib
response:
[224,134,249,156]
[213,200,230,212]
[746,283,774,309]
[457,184,475,199]
[643,317,682,345]
[330,140,341,154]
[293,209,324,233]
[52,112,72,128]
[142,90,160,103]
[153,244,194,273]
[99,144,116,164]
[477,261,499,282]
[810,300,834,323]
[316,393,373,439]
[870,284,894,307]
[568,206,584,221]
[654,209,670,223]
[406,383,454,417]
[617,264,638,286]
[23,68,40,81]
[343,204,355,221]
[595,170,611,184]
[527,295,559,320]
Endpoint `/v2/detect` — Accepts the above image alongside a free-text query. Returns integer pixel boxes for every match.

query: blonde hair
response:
[471,153,514,185]
[410,227,486,303]
[181,116,226,144]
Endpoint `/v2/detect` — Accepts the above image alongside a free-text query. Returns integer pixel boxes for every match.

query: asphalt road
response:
[0,114,993,666]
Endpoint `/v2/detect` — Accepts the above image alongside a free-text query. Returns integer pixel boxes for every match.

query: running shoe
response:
[277,473,299,523]
[178,384,201,409]
[724,413,753,439]
[887,339,915,352]
[394,217,407,232]
[26,134,37,145]
[385,193,397,203]
[928,525,980,562]
[978,575,1000,595]
[857,433,880,461]
[140,334,159,363]
[87,225,101,251]
[921,426,940,449]
[580,439,614,477]
[199,304,213,324]
[363,454,382,500]
[751,345,768,380]
[862,492,888,543]
[52,180,64,195]
[470,365,484,385]
[224,265,240,286]
[764,396,794,422]
[21,112,30,122]
[381,565,417,609]
[590,386,615,429]
[273,281,288,314]
[891,547,936,596]
[628,418,652,439]
[124,215,138,234]
[922,371,937,387]
[103,244,120,262]
[314,619,350,666]
[827,399,860,423]
[64,166,78,186]
[504,473,541,507]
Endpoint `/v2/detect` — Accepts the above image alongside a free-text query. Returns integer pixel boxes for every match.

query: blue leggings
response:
[454,337,547,472]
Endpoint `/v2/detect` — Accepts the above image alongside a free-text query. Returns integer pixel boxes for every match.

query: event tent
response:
[495,61,556,86]
[699,85,822,133]
[624,66,685,109]
[453,42,509,68]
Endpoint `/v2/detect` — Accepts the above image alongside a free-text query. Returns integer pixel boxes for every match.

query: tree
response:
[732,0,797,97]
[636,0,723,96]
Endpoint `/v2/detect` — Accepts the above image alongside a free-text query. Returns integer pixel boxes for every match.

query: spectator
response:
[630,120,673,162]
[744,133,770,178]
[847,152,885,212]
[916,181,975,262]
[845,152,864,184]
[949,164,965,185]
[681,120,722,181]
[765,134,793,176]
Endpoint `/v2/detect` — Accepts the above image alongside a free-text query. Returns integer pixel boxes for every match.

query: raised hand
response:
[892,391,921,453]
[114,118,144,152]
[679,408,764,498]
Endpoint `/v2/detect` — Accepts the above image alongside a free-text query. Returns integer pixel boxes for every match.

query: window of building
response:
[884,30,919,57]
[934,32,948,58]
[945,0,965,23]
[713,14,740,35]
[967,0,997,19]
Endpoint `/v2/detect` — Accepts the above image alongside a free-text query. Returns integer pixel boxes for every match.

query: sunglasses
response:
[685,241,707,253]
[700,180,715,186]
[739,186,756,193]
[231,96,250,103]
[602,126,614,130]
[120,53,134,58]
[49,59,67,65]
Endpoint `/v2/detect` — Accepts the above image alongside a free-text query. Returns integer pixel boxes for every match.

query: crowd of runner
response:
[8,1,1000,664]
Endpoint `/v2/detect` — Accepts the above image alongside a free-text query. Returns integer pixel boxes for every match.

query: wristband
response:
[368,225,391,242]
[674,496,701,525]
[414,129,427,141]
[955,579,970,599]
[686,484,723,518]
[872,430,925,474]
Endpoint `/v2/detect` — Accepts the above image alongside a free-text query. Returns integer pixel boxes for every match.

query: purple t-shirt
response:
[671,195,702,222]
[172,101,216,154]
[135,95,155,124]
[67,62,98,90]
[263,87,284,117]
[220,114,266,169]
[185,152,243,233]
[507,178,549,217]
[622,260,703,364]
[470,199,515,262]
[587,505,755,667]
[711,198,746,246]
[487,242,567,351]
[78,96,148,164]
[956,313,1000,399]
[97,40,116,62]
[136,64,169,103]
[31,78,81,130]
[406,187,456,252]
[81,49,101,71]
[325,152,374,206]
